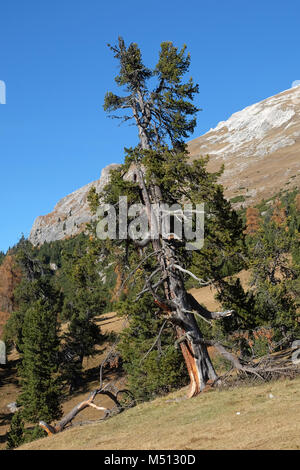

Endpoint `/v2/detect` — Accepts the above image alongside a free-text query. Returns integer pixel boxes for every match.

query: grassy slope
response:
[5,274,300,450]
[18,274,300,450]
[0,279,226,449]
[0,312,126,450]
[19,376,300,450]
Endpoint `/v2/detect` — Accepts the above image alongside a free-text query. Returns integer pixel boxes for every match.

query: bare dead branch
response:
[186,293,234,321]
[135,267,161,300]
[39,384,135,436]
[171,264,212,286]
[139,320,168,365]
[203,340,299,383]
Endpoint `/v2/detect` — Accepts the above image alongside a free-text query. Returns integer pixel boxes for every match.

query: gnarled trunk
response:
[131,102,219,397]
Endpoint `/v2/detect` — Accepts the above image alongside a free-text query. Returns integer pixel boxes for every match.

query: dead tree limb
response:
[171,264,212,286]
[139,320,168,365]
[39,386,132,436]
[186,293,234,320]
[202,339,300,384]
[118,249,162,295]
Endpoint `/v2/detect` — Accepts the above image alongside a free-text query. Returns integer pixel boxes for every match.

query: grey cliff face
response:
[29,163,120,246]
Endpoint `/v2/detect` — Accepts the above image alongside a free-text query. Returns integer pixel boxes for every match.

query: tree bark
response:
[132,142,218,396]
[124,85,220,396]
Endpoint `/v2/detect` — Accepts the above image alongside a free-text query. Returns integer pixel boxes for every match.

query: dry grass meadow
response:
[19,376,300,450]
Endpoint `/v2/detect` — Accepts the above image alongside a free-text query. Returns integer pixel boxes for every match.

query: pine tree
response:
[59,239,108,391]
[117,284,188,401]
[248,196,300,341]
[6,412,25,449]
[5,240,62,424]
[18,297,62,423]
[244,207,261,237]
[100,37,245,396]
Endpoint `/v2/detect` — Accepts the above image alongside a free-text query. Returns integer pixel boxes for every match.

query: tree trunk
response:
[131,98,218,396]
[134,159,218,396]
[166,250,218,396]
[176,326,216,397]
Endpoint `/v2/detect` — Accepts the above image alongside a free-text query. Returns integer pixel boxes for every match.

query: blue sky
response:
[0,0,299,252]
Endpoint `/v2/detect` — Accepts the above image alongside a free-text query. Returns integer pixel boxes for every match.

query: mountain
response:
[188,85,300,205]
[29,164,120,246]
[29,86,300,246]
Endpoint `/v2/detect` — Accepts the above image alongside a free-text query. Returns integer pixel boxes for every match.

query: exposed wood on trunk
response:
[131,157,220,395]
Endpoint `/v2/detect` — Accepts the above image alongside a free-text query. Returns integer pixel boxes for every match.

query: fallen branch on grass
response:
[39,342,135,436]
[39,386,135,436]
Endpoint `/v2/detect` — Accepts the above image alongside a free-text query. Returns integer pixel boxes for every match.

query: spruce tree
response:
[247,195,300,341]
[6,412,25,449]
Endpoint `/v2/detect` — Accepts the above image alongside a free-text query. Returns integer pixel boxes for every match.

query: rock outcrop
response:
[29,164,120,246]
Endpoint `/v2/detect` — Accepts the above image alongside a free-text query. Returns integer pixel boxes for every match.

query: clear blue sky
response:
[0,0,299,252]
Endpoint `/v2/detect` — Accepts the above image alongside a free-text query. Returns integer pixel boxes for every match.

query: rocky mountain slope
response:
[188,85,300,205]
[29,164,120,246]
[29,86,300,246]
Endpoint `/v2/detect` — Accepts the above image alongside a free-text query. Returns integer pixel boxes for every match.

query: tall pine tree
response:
[99,37,244,396]
[18,297,62,423]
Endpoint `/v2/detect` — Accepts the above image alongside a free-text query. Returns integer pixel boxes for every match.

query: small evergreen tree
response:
[5,240,63,425]
[6,412,25,449]
[248,198,300,341]
[18,298,62,423]
[0,250,5,265]
[59,239,108,391]
[117,289,188,401]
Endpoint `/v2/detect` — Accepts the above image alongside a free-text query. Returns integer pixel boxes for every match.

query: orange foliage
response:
[232,327,274,354]
[111,264,127,301]
[0,255,22,338]
[0,255,22,314]
[271,198,287,226]
[244,207,260,236]
[295,193,300,213]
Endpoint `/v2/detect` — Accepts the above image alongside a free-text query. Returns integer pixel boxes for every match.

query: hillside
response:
[188,85,300,207]
[19,376,300,450]
[1,277,246,450]
[0,311,125,450]
[2,85,300,451]
[29,86,300,245]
